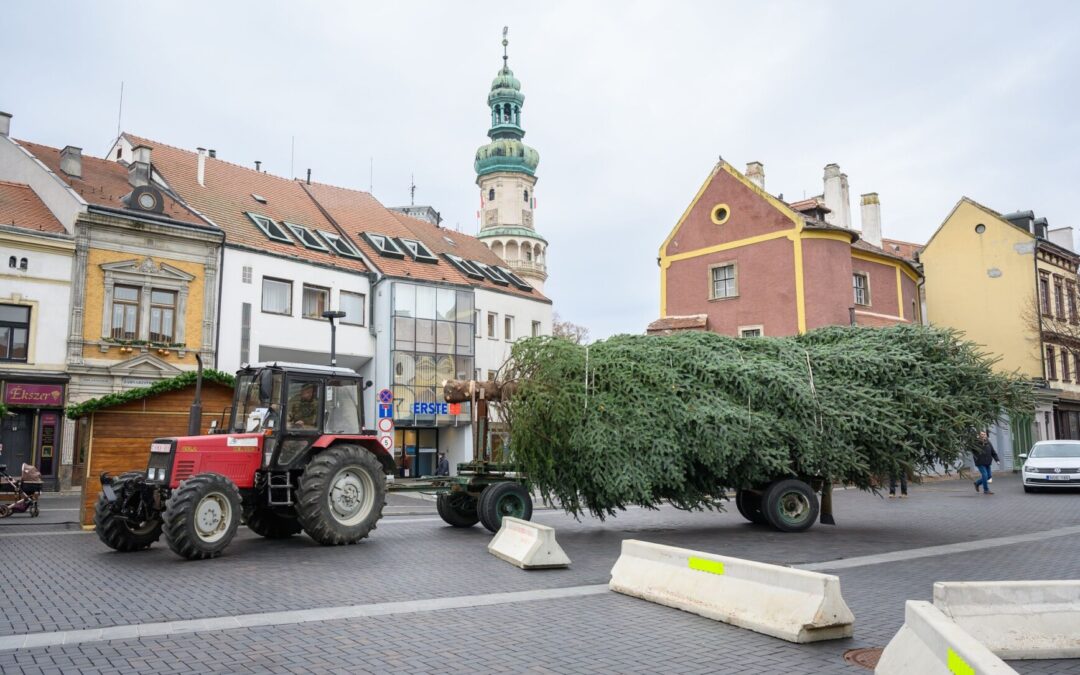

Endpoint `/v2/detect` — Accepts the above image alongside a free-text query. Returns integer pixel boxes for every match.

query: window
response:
[532,320,541,337]
[262,277,292,315]
[284,222,329,251]
[474,310,482,337]
[710,263,737,299]
[474,261,510,286]
[1069,282,1078,323]
[1064,349,1072,383]
[1055,278,1065,318]
[487,370,497,381]
[445,254,485,280]
[498,266,532,290]
[246,212,292,244]
[488,188,495,202]
[711,204,730,225]
[242,266,252,284]
[504,316,514,342]
[111,285,140,339]
[1040,275,1051,314]
[0,304,30,361]
[319,231,362,258]
[397,238,438,263]
[363,233,406,258]
[240,303,251,364]
[251,194,267,204]
[302,285,330,319]
[148,290,176,342]
[739,327,763,338]
[1047,346,1058,380]
[524,189,529,202]
[853,273,870,306]
[18,258,27,271]
[286,379,322,430]
[7,256,14,268]
[341,291,366,326]
[488,312,498,339]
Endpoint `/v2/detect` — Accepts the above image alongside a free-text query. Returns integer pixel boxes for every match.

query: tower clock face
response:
[485,210,499,226]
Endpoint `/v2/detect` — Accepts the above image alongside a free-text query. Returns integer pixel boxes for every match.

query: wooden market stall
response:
[69,371,234,528]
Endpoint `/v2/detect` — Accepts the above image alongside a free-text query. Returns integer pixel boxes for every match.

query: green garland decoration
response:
[66,369,235,420]
[498,325,1032,520]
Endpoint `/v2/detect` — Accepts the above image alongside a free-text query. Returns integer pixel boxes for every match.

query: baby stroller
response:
[0,463,41,518]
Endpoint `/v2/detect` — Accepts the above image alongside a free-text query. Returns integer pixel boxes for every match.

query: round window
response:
[138,192,158,210]
[975,223,986,234]
[711,204,730,225]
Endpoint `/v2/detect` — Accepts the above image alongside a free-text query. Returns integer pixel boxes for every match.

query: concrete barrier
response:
[933,581,1080,660]
[487,517,570,569]
[608,540,854,643]
[876,601,1015,674]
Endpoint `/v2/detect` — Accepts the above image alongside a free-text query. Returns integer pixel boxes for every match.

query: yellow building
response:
[922,198,1080,465]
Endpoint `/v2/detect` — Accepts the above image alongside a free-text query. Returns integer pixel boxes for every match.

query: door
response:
[37,412,59,482]
[72,416,90,487]
[0,410,33,473]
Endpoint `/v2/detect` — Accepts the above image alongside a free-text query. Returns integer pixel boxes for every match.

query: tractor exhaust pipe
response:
[322,310,346,368]
[188,353,204,436]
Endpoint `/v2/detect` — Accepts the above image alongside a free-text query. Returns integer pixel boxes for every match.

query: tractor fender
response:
[313,435,395,476]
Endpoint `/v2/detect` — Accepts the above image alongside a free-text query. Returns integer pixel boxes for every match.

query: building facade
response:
[651,160,920,337]
[473,32,549,292]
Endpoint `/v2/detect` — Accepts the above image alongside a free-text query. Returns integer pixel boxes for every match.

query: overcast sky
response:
[4,1,1078,338]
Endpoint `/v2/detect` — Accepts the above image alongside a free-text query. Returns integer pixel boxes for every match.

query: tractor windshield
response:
[232,370,284,433]
[324,379,362,434]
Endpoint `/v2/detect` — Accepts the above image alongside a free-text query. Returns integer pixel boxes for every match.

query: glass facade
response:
[391,282,474,426]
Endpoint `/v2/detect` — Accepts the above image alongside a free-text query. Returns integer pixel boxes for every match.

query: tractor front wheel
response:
[93,476,162,552]
[296,445,386,545]
[478,482,533,533]
[163,473,242,560]
[245,506,302,539]
[437,492,480,528]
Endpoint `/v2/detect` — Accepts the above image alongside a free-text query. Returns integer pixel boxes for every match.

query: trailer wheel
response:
[296,444,386,545]
[762,479,819,533]
[437,492,480,528]
[734,489,768,525]
[478,482,533,533]
[163,473,242,560]
[93,477,162,552]
[245,506,302,539]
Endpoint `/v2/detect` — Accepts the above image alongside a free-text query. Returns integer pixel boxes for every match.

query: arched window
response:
[524,189,529,202]
[503,103,512,123]
[524,246,532,262]
[488,188,495,201]
[7,256,15,268]
[19,258,27,270]
[513,105,520,124]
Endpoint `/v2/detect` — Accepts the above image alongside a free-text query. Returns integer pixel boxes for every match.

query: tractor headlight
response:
[147,468,155,480]
[264,451,273,466]
[157,468,167,481]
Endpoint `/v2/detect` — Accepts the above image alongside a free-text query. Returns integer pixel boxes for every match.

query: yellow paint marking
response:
[664,229,794,263]
[688,557,725,575]
[946,648,974,675]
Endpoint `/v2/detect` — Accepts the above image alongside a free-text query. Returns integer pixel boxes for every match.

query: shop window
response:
[302,284,329,319]
[0,304,30,361]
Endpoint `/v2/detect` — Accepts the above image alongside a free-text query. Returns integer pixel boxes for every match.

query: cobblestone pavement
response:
[0,473,1078,673]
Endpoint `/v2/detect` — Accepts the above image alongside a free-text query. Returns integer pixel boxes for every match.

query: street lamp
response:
[322,310,347,367]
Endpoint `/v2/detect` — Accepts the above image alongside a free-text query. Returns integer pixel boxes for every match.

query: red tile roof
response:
[123,134,368,274]
[16,140,207,227]
[646,314,708,335]
[0,180,64,233]
[853,237,922,264]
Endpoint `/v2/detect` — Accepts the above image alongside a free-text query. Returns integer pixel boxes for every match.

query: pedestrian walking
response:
[972,431,999,495]
[888,468,908,498]
[436,452,450,476]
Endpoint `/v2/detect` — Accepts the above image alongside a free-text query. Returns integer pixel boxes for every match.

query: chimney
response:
[255,160,261,172]
[860,193,882,248]
[197,147,206,186]
[822,164,844,228]
[745,161,765,190]
[0,111,10,137]
[128,144,152,188]
[1048,226,1074,252]
[306,168,311,185]
[60,146,83,178]
[209,149,216,159]
[839,173,851,230]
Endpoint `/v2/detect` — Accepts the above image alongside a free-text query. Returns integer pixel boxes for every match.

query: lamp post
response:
[322,310,347,367]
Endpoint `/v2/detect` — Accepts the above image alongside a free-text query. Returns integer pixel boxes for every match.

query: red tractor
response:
[94,362,394,560]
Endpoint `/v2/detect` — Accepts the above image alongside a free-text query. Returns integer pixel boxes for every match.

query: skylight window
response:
[362,233,406,259]
[497,266,533,291]
[473,261,510,286]
[443,236,457,247]
[252,194,267,204]
[444,253,485,280]
[319,231,362,258]
[396,238,438,264]
[246,212,292,244]
[284,222,329,251]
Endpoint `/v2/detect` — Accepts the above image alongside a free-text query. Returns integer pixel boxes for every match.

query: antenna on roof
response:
[114,81,124,143]
[410,173,416,206]
[502,26,509,66]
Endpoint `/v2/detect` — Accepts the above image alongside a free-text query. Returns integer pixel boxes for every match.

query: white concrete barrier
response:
[487,517,570,569]
[933,581,1080,660]
[608,540,854,643]
[876,601,1015,674]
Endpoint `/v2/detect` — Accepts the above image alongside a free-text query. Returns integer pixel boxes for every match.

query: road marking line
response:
[0,584,611,652]
[797,524,1080,571]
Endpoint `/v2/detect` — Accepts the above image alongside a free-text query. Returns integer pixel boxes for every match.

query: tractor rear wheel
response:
[296,445,386,546]
[163,473,242,560]
[93,475,162,552]
[478,482,533,533]
[734,489,768,525]
[245,506,302,539]
[762,479,819,533]
[437,492,480,528]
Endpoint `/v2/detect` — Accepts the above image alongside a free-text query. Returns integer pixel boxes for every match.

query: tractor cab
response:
[229,362,371,471]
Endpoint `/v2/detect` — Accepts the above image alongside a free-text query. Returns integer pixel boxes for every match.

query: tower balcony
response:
[504,257,547,280]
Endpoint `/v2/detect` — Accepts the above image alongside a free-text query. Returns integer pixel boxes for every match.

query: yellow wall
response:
[922,199,1040,377]
[82,248,205,365]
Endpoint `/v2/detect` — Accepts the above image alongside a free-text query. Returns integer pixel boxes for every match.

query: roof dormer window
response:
[319,231,362,259]
[246,212,292,244]
[497,266,532,291]
[397,238,438,264]
[284,222,329,251]
[473,261,510,286]
[363,233,406,259]
[444,253,485,280]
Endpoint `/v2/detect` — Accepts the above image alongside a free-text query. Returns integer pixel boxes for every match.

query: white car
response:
[1020,441,1080,493]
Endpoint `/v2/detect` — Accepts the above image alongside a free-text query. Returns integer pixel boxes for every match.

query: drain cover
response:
[843,647,883,670]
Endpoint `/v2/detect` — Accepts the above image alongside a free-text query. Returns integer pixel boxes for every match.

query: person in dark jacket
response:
[436,453,450,477]
[972,431,999,494]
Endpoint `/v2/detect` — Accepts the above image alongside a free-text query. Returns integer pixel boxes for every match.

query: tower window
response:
[19,258,27,271]
[524,189,529,202]
[7,256,15,268]
[488,188,495,201]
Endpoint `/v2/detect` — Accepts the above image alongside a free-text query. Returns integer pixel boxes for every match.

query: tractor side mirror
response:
[364,380,374,390]
[258,369,274,402]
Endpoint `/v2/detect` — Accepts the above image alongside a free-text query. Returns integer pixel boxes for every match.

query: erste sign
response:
[412,402,462,415]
